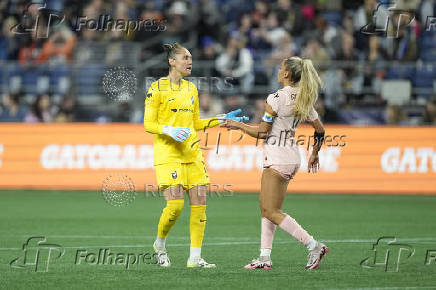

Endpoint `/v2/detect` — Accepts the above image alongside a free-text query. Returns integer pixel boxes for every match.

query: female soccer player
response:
[223,56,328,270]
[144,43,247,268]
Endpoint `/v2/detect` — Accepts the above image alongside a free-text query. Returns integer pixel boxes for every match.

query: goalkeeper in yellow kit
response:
[144,43,248,268]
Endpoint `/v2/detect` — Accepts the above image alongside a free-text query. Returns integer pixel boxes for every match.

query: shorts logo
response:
[171,171,177,179]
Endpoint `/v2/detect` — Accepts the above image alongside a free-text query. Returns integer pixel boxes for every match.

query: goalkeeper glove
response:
[162,125,191,142]
[218,109,249,123]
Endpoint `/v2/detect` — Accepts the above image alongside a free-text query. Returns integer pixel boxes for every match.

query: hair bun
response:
[163,44,173,53]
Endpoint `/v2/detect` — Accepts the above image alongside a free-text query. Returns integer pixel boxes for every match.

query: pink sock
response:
[278,214,313,245]
[260,217,276,249]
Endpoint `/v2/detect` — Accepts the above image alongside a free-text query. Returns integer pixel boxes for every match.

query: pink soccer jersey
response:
[263,86,319,167]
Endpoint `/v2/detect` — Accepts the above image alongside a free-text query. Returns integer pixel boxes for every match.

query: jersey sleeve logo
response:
[146,93,152,99]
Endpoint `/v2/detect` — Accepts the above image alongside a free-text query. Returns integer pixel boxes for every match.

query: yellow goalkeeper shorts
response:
[155,160,210,191]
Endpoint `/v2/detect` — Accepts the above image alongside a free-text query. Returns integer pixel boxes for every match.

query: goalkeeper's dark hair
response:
[163,43,186,70]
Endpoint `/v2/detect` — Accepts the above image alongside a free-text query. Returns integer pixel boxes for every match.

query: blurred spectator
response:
[353,0,382,33]
[199,36,220,61]
[25,94,53,123]
[39,25,77,64]
[385,105,407,125]
[133,3,165,61]
[250,11,286,51]
[274,0,307,37]
[18,34,48,65]
[216,33,254,93]
[251,98,266,123]
[311,15,338,49]
[422,99,436,125]
[199,92,223,118]
[385,13,419,61]
[161,1,192,44]
[0,93,27,122]
[113,102,131,122]
[314,98,340,124]
[302,38,329,62]
[197,0,223,42]
[53,96,85,122]
[251,0,270,28]
[0,17,20,61]
[223,94,244,113]
[336,33,359,78]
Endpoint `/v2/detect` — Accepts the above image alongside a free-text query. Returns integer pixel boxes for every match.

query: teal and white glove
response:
[218,109,250,123]
[162,125,191,142]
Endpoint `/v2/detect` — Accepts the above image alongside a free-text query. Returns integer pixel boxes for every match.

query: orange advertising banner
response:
[0,123,435,194]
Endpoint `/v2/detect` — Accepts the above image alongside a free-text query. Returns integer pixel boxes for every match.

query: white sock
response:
[189,247,202,260]
[306,238,317,251]
[260,248,272,257]
[155,237,166,249]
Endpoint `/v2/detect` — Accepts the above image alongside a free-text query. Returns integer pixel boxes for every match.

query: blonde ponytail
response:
[292,59,322,120]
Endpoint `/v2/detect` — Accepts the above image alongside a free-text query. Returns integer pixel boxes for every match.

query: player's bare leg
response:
[186,184,216,268]
[261,168,327,270]
[245,168,287,269]
[153,185,185,267]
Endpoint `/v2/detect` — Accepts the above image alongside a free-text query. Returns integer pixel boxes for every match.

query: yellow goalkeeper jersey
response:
[144,78,220,165]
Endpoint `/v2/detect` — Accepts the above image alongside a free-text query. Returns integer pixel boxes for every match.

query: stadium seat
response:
[49,66,71,95]
[321,11,343,26]
[75,65,106,96]
[385,64,415,80]
[381,80,411,105]
[413,65,435,98]
[419,31,436,61]
[0,67,4,93]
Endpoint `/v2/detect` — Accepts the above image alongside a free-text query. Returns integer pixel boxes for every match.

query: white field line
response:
[0,237,435,251]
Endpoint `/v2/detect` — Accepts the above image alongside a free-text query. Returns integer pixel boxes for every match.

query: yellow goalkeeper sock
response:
[157,200,184,239]
[190,205,207,248]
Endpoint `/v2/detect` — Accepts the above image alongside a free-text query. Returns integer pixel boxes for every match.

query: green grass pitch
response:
[0,190,436,289]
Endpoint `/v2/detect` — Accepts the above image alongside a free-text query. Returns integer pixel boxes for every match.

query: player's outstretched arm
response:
[223,119,272,139]
[193,109,249,131]
[222,105,273,139]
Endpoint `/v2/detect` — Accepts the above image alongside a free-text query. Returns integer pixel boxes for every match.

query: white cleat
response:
[244,256,272,269]
[187,257,216,268]
[153,242,171,267]
[305,242,328,270]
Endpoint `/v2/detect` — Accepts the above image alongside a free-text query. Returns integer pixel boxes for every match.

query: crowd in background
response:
[0,0,435,125]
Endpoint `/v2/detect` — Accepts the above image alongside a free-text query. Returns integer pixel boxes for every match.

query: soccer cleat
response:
[244,256,272,269]
[305,242,328,270]
[153,242,171,267]
[187,257,216,268]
